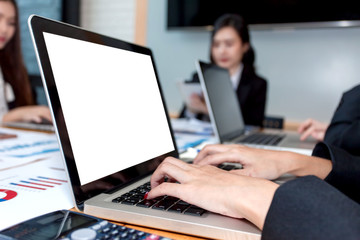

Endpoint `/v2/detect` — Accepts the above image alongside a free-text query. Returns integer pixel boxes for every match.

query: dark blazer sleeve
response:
[262,142,360,240]
[236,65,267,127]
[262,176,360,240]
[324,84,360,156]
[314,142,360,202]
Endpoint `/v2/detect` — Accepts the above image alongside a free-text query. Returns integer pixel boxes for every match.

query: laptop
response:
[196,60,316,155]
[29,15,261,239]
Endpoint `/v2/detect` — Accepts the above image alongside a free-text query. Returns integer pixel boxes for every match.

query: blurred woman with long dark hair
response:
[0,0,51,123]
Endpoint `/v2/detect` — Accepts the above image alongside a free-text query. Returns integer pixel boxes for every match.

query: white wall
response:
[147,0,360,122]
[80,0,135,42]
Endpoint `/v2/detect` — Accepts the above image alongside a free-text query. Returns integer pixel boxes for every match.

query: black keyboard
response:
[238,133,285,146]
[217,163,242,171]
[112,164,240,216]
[112,182,207,216]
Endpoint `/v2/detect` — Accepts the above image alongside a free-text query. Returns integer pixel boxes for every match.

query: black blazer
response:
[179,64,267,127]
[262,142,360,240]
[324,84,360,156]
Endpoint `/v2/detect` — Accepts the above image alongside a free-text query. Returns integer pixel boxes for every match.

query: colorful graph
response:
[37,176,67,183]
[0,189,17,202]
[9,176,67,191]
[0,139,59,158]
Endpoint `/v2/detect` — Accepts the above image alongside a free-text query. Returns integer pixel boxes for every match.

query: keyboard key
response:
[146,234,160,240]
[120,232,128,238]
[112,197,125,203]
[137,199,158,208]
[121,198,139,205]
[137,231,146,237]
[131,194,145,201]
[218,163,240,171]
[153,196,165,201]
[176,200,190,207]
[152,198,176,210]
[119,226,127,232]
[184,206,207,216]
[137,188,148,194]
[165,196,179,201]
[168,204,189,213]
[221,165,235,171]
[217,164,225,169]
[121,193,132,199]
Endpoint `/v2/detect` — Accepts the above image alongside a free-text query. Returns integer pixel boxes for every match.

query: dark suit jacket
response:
[262,142,360,240]
[179,64,267,127]
[324,84,360,156]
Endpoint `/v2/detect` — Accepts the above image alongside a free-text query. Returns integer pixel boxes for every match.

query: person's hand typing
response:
[194,144,289,180]
[147,157,278,230]
[194,144,333,180]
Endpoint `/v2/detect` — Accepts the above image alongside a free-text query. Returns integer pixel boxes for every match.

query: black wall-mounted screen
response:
[167,0,360,29]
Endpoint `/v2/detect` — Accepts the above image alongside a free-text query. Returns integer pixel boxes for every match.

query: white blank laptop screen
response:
[43,32,174,185]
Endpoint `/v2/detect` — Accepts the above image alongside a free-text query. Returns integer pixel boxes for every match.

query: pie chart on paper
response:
[0,189,17,202]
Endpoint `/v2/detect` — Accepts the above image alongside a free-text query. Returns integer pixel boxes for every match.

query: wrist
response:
[278,152,307,176]
[269,151,298,178]
[288,153,332,179]
[236,178,279,230]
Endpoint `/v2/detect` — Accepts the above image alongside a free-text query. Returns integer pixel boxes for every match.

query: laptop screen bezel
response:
[196,61,245,143]
[28,15,179,209]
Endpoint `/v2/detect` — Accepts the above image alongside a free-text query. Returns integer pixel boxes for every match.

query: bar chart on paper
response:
[0,161,73,230]
[9,176,67,191]
[0,128,73,231]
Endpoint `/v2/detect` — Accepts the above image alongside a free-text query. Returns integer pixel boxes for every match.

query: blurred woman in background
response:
[181,14,267,127]
[0,0,51,123]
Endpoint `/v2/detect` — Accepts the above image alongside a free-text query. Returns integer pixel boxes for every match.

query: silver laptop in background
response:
[196,60,316,155]
[29,15,262,239]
